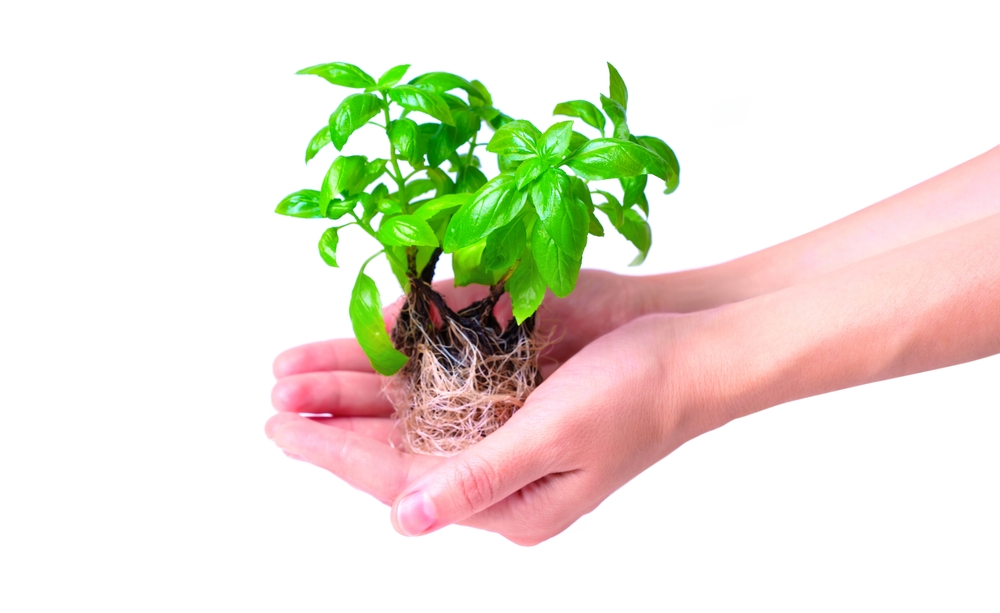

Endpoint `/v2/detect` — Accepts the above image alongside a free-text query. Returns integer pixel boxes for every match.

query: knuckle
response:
[451,457,499,513]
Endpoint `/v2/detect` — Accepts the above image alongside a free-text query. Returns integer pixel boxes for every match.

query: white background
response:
[2,0,998,610]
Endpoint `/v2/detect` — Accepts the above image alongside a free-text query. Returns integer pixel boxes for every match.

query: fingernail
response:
[394,492,436,536]
[283,450,307,462]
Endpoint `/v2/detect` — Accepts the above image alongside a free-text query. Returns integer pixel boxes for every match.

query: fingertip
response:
[270,378,304,412]
[265,412,301,440]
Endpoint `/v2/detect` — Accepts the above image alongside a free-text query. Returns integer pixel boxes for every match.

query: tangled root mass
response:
[387,256,541,456]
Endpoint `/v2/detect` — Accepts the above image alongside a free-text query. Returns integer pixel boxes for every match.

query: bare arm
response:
[640,145,1000,313]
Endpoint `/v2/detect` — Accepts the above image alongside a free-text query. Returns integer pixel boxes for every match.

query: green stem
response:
[379,92,407,194]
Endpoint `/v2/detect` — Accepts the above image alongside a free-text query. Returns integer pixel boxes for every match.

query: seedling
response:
[276,62,680,455]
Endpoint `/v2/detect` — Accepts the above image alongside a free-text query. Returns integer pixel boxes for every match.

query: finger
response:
[270,414,433,505]
[388,410,561,537]
[309,416,398,444]
[273,339,373,377]
[271,372,394,417]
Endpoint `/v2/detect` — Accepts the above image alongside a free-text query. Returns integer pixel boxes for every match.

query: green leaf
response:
[409,72,475,96]
[442,173,528,252]
[482,218,526,272]
[607,62,628,110]
[507,247,547,324]
[452,240,503,287]
[414,193,471,220]
[376,214,439,247]
[403,179,436,202]
[569,131,590,155]
[531,221,581,298]
[469,79,493,106]
[619,208,651,266]
[349,270,408,376]
[297,62,376,89]
[515,157,550,190]
[357,159,387,194]
[457,166,488,194]
[276,189,324,218]
[305,126,331,163]
[536,120,574,164]
[569,176,594,208]
[599,94,629,140]
[588,209,605,236]
[388,119,420,163]
[375,64,410,89]
[565,138,669,181]
[620,174,649,215]
[329,93,383,150]
[318,227,340,267]
[592,189,624,228]
[320,155,367,215]
[486,120,541,161]
[424,122,461,168]
[426,167,455,196]
[325,198,356,220]
[531,167,587,259]
[553,100,606,135]
[637,135,680,194]
[389,85,455,126]
[488,111,515,131]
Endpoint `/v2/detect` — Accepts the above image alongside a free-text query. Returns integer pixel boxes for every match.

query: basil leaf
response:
[376,214,439,247]
[318,227,340,267]
[426,167,455,196]
[600,94,629,140]
[531,221,581,298]
[275,189,323,218]
[486,119,541,161]
[409,72,475,96]
[469,79,493,107]
[457,166,488,194]
[325,198,356,221]
[349,270,407,376]
[482,218,526,272]
[305,126,331,164]
[320,155,367,215]
[569,176,594,208]
[588,209,605,237]
[452,240,503,287]
[442,172,528,252]
[620,174,649,215]
[620,208,651,266]
[568,131,590,155]
[328,93,383,150]
[403,179,436,202]
[607,62,628,110]
[564,138,669,181]
[452,109,481,147]
[515,157,550,190]
[531,167,587,259]
[536,120,574,164]
[389,85,455,126]
[592,189,625,228]
[488,111,515,131]
[507,247,546,324]
[637,135,680,194]
[553,100,606,135]
[375,64,410,89]
[424,122,461,168]
[388,119,420,163]
[414,193,471,220]
[297,62,376,89]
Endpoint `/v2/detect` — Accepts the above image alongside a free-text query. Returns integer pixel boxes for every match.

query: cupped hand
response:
[267,298,722,544]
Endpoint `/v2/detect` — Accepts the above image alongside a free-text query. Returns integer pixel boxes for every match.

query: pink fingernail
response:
[394,492,436,536]
[283,451,307,462]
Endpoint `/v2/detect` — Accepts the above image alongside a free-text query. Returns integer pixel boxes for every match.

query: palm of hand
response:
[267,270,674,543]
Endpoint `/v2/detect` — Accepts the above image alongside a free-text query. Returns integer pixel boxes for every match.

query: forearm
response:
[694,213,1000,428]
[641,145,1000,314]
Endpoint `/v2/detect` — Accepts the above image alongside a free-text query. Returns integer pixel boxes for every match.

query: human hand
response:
[267,309,723,545]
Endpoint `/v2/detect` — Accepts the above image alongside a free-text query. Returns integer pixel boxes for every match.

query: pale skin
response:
[267,145,1000,546]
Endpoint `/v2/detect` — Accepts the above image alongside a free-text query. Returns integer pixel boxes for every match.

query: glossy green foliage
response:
[349,271,408,375]
[277,61,682,369]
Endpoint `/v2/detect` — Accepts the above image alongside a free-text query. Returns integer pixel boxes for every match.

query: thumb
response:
[389,415,556,536]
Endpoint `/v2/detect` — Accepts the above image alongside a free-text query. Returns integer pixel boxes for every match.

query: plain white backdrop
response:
[2,0,998,610]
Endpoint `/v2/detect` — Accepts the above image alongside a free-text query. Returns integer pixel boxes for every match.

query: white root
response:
[383,315,543,457]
